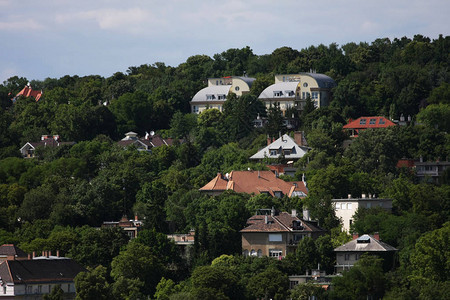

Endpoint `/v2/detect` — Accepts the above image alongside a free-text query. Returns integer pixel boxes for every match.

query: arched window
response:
[243,250,249,257]
[250,249,257,256]
[257,249,262,257]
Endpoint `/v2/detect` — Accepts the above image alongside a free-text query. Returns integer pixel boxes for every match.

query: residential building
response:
[167,230,195,259]
[20,135,75,158]
[289,270,336,290]
[250,132,309,161]
[343,116,396,138]
[0,244,27,262]
[258,73,336,115]
[334,233,397,273]
[415,158,450,184]
[199,170,308,198]
[241,209,325,258]
[0,251,85,299]
[190,76,255,114]
[117,131,179,152]
[12,83,43,102]
[102,215,143,239]
[332,195,392,232]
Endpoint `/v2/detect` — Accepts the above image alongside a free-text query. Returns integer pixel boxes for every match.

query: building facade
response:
[258,73,336,116]
[332,195,393,232]
[190,76,255,114]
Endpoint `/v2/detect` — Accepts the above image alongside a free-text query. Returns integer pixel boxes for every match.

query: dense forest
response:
[0,34,449,299]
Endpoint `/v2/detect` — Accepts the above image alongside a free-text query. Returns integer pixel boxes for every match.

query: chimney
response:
[42,251,45,257]
[271,207,275,217]
[294,131,303,146]
[28,253,31,260]
[352,233,359,240]
[265,215,268,224]
[135,214,138,221]
[348,194,351,199]
[303,208,310,221]
[267,135,272,146]
[291,209,297,217]
[32,251,36,259]
[49,251,52,257]
[56,250,60,257]
[362,194,366,198]
[373,232,380,241]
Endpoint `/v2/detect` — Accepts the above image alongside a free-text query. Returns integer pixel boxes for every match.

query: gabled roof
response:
[199,170,307,198]
[191,85,231,102]
[240,212,325,233]
[250,134,309,160]
[0,244,27,258]
[334,234,397,252]
[20,138,75,152]
[343,116,395,130]
[0,259,85,284]
[15,85,43,101]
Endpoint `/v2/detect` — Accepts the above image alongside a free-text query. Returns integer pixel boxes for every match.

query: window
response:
[243,249,249,257]
[302,92,306,99]
[206,94,215,100]
[235,86,240,91]
[287,90,295,96]
[306,92,310,98]
[367,203,372,208]
[335,203,341,209]
[27,286,32,294]
[257,249,262,257]
[270,150,278,156]
[303,82,308,87]
[283,76,285,82]
[250,249,257,256]
[216,80,219,85]
[349,219,353,227]
[360,119,367,125]
[344,254,351,260]
[3,286,6,294]
[284,149,291,156]
[192,106,198,113]
[38,285,42,293]
[274,191,283,198]
[274,91,283,97]
[379,118,385,125]
[269,249,282,258]
[347,203,352,209]
[312,91,319,99]
[369,118,376,125]
[217,94,226,100]
[269,234,282,242]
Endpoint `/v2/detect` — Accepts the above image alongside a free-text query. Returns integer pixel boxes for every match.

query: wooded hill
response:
[0,34,449,299]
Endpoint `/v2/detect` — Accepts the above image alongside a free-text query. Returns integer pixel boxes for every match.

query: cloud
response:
[0,19,44,31]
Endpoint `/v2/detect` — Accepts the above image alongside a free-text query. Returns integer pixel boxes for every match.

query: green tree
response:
[74,265,111,300]
[43,285,64,300]
[247,266,289,300]
[190,265,243,300]
[289,282,327,300]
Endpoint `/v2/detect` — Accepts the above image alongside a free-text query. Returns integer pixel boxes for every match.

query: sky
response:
[1,0,449,83]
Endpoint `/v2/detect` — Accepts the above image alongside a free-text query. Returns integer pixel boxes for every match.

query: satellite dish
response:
[150,131,155,136]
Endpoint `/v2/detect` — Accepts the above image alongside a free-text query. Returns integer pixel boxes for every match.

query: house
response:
[414,158,450,184]
[258,73,336,116]
[0,244,27,262]
[289,270,336,290]
[12,83,43,102]
[0,251,85,299]
[20,135,75,158]
[190,76,255,114]
[343,116,396,138]
[334,233,397,273]
[241,209,325,258]
[199,170,308,198]
[102,215,143,239]
[117,131,179,152]
[332,195,392,233]
[167,230,195,258]
[250,132,309,162]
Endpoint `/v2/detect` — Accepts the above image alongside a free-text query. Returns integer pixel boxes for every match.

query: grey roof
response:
[191,85,231,102]
[236,76,256,87]
[250,134,308,160]
[258,82,300,99]
[334,234,397,252]
[302,73,336,89]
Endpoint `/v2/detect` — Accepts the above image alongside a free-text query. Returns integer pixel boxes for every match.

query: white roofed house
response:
[250,132,309,162]
[190,76,255,114]
[258,73,336,116]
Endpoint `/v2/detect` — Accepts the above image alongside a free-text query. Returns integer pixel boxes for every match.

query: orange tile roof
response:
[16,85,42,101]
[240,212,325,233]
[199,170,307,197]
[343,116,395,130]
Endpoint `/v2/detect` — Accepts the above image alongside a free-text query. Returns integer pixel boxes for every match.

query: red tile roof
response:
[343,116,395,130]
[199,170,307,197]
[15,85,42,101]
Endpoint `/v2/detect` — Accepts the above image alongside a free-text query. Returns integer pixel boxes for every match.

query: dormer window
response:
[360,119,367,125]
[369,118,376,125]
[286,90,295,96]
[274,91,283,97]
[218,94,226,100]
[206,94,215,100]
[379,119,385,125]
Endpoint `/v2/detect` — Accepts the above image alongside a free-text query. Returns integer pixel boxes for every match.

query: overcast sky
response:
[1,0,449,83]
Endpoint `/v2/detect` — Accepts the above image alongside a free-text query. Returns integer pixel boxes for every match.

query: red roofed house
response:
[13,83,43,102]
[117,131,180,152]
[343,116,396,137]
[241,209,325,258]
[199,170,308,198]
